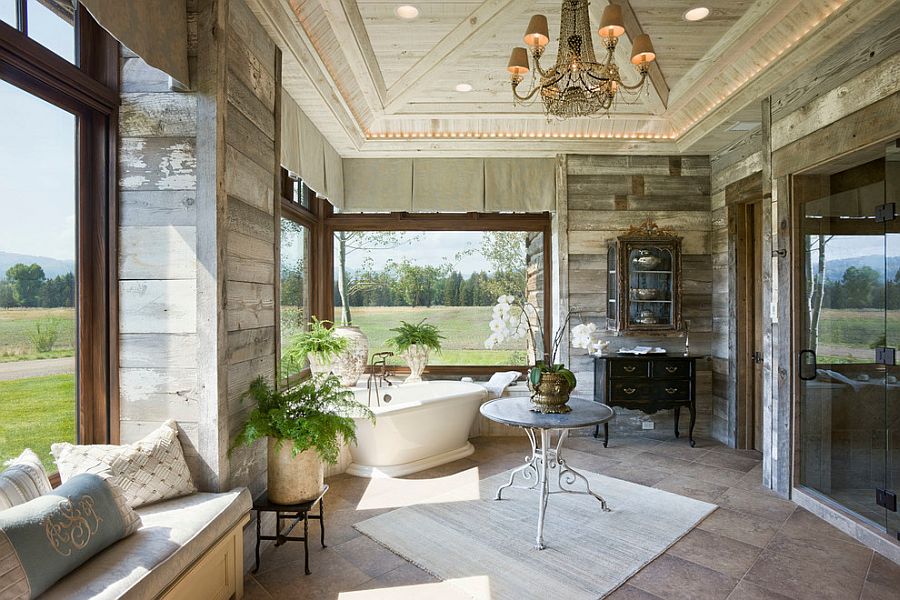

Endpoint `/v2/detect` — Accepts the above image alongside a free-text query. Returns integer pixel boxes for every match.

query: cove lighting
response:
[395,5,419,19]
[683,7,710,21]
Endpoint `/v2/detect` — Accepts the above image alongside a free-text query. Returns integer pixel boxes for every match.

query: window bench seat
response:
[41,488,252,600]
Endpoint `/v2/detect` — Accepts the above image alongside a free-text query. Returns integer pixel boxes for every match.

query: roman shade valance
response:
[281,90,344,204]
[80,0,190,88]
[341,157,556,213]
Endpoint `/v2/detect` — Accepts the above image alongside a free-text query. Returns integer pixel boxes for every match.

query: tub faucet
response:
[367,352,394,407]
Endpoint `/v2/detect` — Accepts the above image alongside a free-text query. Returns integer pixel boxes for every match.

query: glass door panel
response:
[885,143,900,540]
[797,167,888,531]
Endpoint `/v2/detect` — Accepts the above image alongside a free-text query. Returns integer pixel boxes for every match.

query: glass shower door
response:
[885,144,900,540]
[797,171,889,531]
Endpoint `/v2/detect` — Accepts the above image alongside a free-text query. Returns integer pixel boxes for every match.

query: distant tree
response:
[391,261,445,307]
[0,280,14,308]
[40,273,75,308]
[6,263,46,307]
[841,265,881,308]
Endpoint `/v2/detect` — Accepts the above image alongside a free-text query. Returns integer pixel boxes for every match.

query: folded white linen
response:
[481,371,522,399]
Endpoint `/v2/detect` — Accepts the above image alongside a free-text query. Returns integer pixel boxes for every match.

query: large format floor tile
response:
[248,434,900,599]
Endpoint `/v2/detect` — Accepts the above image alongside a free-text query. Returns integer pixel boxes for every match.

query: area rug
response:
[355,467,716,600]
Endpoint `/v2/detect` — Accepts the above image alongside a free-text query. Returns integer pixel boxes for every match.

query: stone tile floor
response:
[246,434,900,599]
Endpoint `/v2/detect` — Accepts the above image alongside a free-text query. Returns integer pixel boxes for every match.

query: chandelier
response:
[506,1,657,119]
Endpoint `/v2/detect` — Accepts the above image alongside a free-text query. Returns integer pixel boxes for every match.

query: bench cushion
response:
[41,488,251,600]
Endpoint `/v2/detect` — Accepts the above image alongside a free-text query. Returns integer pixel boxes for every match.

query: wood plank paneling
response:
[119,226,197,280]
[119,279,198,334]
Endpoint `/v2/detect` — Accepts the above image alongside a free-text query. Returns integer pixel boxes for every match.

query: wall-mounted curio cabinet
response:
[607,220,683,333]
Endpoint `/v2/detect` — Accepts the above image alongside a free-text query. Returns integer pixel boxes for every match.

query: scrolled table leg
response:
[495,427,540,500]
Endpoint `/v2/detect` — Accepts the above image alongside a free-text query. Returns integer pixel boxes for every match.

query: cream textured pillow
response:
[0,449,52,511]
[51,419,196,508]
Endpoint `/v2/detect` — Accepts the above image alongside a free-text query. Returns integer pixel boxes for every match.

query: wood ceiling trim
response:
[249,0,365,148]
[608,0,668,111]
[675,0,892,151]
[319,0,387,110]
[381,0,526,115]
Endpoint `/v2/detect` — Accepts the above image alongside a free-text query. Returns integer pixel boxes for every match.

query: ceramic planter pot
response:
[307,354,333,377]
[531,372,572,414]
[267,438,324,504]
[402,344,429,384]
[332,326,369,387]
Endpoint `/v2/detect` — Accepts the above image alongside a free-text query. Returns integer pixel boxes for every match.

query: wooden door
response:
[750,202,764,450]
[737,199,765,450]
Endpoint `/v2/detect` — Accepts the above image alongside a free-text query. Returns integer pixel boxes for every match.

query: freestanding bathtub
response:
[346,380,487,478]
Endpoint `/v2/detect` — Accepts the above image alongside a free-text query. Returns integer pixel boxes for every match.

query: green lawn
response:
[0,307,75,363]
[281,305,529,366]
[0,373,75,471]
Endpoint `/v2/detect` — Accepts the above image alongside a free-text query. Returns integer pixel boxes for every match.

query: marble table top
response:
[480,396,615,430]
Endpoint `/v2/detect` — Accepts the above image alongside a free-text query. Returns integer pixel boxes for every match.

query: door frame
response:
[728,172,766,449]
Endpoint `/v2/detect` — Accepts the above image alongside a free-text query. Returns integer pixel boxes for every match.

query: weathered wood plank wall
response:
[562,155,713,438]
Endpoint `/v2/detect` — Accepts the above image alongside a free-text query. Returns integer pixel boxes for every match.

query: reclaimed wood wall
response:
[561,155,713,437]
[117,0,279,499]
[117,0,203,479]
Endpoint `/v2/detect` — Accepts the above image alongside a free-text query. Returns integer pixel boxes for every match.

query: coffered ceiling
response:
[246,0,897,157]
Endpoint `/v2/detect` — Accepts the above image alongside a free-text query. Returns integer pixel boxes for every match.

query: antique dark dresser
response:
[593,355,697,447]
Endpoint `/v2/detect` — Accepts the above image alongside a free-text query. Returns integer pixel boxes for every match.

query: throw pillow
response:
[51,419,196,508]
[0,449,52,511]
[0,473,141,599]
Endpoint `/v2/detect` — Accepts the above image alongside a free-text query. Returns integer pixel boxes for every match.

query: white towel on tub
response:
[480,371,522,399]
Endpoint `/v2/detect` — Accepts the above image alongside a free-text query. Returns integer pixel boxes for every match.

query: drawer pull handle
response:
[665,387,678,394]
[623,366,636,373]
[665,366,678,373]
[623,387,637,395]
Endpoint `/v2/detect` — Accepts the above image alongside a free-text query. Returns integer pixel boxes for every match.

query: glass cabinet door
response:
[627,244,674,328]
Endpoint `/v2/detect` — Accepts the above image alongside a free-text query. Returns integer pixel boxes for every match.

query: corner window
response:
[280,218,311,375]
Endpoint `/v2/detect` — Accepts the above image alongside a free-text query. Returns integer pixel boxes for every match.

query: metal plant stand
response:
[481,397,615,550]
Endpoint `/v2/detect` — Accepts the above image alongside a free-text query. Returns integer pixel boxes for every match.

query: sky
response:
[0,4,76,262]
[340,231,491,276]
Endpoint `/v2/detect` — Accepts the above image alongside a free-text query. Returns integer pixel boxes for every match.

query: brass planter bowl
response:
[530,372,572,414]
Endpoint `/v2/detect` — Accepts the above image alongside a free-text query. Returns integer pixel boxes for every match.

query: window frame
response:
[0,8,118,452]
[278,169,333,384]
[324,211,553,377]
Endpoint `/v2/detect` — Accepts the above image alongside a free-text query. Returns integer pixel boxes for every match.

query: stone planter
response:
[530,372,572,414]
[402,344,430,384]
[332,326,369,387]
[307,354,333,377]
[267,438,324,504]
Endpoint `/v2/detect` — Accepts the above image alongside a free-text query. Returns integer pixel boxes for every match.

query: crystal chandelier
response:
[506,1,657,119]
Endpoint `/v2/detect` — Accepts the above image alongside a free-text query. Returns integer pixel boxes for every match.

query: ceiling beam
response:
[351,138,682,157]
[247,0,365,148]
[382,0,524,114]
[675,0,894,151]
[607,0,668,112]
[318,0,387,111]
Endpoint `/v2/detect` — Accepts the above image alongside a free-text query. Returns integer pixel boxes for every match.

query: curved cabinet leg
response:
[674,406,681,438]
[604,422,609,448]
[688,401,696,447]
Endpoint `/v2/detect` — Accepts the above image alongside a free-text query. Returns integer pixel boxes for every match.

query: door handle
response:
[799,349,817,381]
[752,351,763,364]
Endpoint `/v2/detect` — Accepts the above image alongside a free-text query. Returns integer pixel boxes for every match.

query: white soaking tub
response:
[346,381,487,478]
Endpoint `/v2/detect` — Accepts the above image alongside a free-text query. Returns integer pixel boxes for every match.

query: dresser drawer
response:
[652,360,693,379]
[609,381,653,402]
[610,360,650,378]
[654,380,691,401]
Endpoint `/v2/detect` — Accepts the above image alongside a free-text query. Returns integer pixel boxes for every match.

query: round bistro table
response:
[480,396,615,550]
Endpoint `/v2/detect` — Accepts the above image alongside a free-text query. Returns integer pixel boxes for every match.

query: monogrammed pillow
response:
[0,449,52,511]
[51,420,196,508]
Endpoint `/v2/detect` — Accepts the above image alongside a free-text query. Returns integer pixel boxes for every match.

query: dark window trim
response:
[0,7,118,446]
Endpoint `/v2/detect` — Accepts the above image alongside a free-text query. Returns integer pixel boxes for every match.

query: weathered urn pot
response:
[333,325,369,386]
[402,344,429,384]
[531,372,573,414]
[266,439,324,504]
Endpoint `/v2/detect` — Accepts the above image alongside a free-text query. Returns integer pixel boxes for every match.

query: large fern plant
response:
[285,317,350,369]
[231,374,373,464]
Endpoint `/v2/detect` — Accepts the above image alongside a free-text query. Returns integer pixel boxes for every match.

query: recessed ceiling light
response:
[683,7,710,21]
[395,5,419,19]
[455,83,473,92]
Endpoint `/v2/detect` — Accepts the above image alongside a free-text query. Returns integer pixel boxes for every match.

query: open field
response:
[0,373,75,470]
[0,307,75,363]
[282,305,528,366]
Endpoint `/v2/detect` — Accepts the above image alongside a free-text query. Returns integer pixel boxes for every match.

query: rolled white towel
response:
[481,371,522,399]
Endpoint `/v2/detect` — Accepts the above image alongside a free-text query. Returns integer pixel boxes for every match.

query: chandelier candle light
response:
[507,1,657,119]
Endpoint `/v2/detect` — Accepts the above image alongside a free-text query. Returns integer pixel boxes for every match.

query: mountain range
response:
[0,251,75,279]
[824,254,900,282]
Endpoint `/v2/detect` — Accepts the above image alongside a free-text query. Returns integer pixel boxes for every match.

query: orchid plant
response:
[484,295,605,391]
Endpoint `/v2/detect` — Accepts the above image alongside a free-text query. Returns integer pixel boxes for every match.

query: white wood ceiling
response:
[246,0,898,157]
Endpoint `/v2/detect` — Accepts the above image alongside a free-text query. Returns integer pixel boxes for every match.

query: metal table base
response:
[495,427,610,550]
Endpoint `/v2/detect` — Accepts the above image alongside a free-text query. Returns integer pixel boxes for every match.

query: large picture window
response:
[0,6,117,468]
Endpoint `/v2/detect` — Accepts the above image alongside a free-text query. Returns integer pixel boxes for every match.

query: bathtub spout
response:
[367,351,394,407]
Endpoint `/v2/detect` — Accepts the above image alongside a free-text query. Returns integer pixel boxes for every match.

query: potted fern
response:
[386,319,444,384]
[285,317,349,377]
[231,374,374,504]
